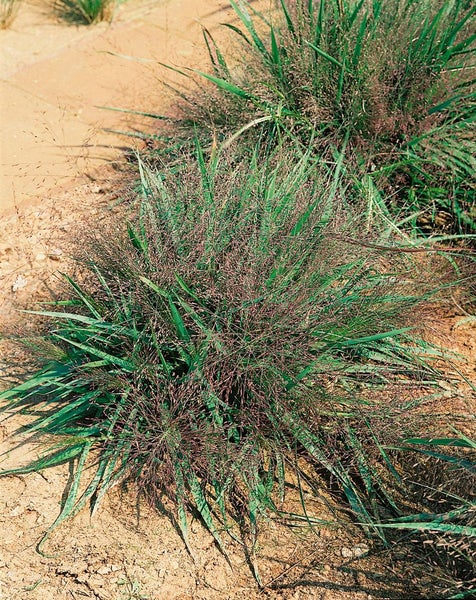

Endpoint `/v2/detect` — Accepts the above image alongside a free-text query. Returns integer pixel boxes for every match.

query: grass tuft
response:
[55,0,114,25]
[166,0,475,235]
[0,144,447,557]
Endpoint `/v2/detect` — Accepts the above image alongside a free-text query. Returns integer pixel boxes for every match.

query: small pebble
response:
[48,248,63,261]
[168,559,179,571]
[341,543,370,559]
[9,505,24,517]
[353,543,370,557]
[11,275,27,292]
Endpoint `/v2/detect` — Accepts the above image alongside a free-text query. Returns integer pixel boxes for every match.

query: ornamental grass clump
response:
[0,144,448,554]
[167,0,475,234]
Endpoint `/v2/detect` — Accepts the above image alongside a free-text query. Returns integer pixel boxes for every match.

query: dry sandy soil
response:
[0,2,475,599]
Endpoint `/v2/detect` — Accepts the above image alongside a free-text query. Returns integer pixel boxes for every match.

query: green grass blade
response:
[37,443,92,556]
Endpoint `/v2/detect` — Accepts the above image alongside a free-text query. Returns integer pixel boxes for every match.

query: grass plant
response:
[0,0,20,28]
[0,143,461,559]
[55,0,114,24]
[165,0,475,235]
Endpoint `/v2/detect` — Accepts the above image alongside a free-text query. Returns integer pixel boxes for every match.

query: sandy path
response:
[0,0,234,213]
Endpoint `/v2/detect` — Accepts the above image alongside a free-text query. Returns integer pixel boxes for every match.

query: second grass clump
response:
[171,0,475,235]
